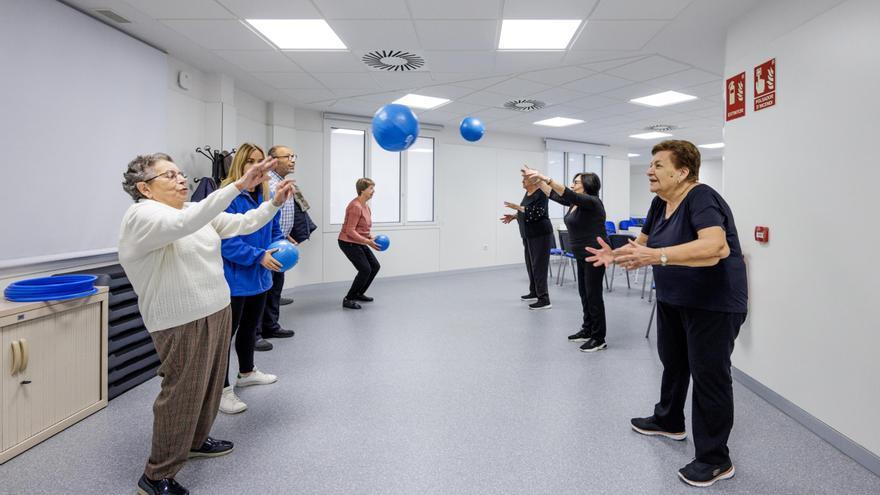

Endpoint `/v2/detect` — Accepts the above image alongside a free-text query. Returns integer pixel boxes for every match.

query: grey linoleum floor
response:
[2,265,879,494]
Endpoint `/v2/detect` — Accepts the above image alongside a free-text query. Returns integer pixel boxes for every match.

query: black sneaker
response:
[137,474,189,495]
[189,437,234,459]
[279,297,294,306]
[254,338,273,352]
[352,294,374,302]
[528,299,552,310]
[520,293,538,301]
[579,338,607,352]
[343,298,362,309]
[567,329,591,342]
[263,328,295,339]
[678,459,735,487]
[630,416,687,440]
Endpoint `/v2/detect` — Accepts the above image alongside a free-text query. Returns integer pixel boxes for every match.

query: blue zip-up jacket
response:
[221,188,283,297]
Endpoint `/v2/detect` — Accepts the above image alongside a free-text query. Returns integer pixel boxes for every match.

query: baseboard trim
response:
[732,367,880,477]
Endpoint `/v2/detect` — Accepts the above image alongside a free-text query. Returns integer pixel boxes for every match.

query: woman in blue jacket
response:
[218,143,285,414]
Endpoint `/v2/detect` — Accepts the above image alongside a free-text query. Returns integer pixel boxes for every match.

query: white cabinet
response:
[0,288,108,464]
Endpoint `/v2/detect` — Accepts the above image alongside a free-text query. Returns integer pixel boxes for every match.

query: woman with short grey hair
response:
[118,152,293,495]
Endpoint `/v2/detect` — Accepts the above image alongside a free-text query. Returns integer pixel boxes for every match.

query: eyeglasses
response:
[273,154,297,162]
[143,170,187,183]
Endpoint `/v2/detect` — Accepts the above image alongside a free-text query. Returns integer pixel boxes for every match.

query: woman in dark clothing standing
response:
[523,167,608,351]
[502,176,554,310]
[585,140,747,488]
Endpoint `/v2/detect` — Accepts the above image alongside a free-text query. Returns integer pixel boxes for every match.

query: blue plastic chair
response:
[619,220,632,231]
[605,221,616,234]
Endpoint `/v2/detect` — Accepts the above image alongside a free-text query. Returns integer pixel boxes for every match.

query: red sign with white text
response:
[754,58,776,111]
[726,72,746,121]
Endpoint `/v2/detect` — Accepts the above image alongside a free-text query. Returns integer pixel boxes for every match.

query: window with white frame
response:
[547,151,604,219]
[328,123,435,226]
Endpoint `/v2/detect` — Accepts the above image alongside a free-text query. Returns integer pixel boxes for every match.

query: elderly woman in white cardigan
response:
[118,153,293,495]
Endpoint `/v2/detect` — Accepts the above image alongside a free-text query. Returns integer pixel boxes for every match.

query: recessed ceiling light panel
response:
[629,131,673,140]
[246,19,346,50]
[393,93,450,110]
[534,117,584,127]
[630,90,698,107]
[499,20,583,50]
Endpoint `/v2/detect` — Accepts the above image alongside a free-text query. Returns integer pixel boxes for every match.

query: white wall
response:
[629,159,723,219]
[724,0,879,457]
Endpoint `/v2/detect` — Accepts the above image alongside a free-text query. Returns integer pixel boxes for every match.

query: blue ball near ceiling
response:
[372,104,420,152]
[459,116,485,142]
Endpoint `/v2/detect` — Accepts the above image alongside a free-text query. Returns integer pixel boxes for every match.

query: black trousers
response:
[653,301,746,465]
[338,240,381,299]
[523,234,552,300]
[575,256,606,340]
[258,270,285,337]
[225,291,268,387]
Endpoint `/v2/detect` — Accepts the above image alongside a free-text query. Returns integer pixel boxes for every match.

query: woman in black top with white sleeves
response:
[523,167,609,352]
[501,176,554,309]
[585,140,747,488]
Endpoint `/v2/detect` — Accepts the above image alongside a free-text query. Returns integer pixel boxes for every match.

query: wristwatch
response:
[660,248,668,267]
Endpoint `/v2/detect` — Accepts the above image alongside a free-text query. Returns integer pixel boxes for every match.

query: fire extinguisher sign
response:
[754,58,776,111]
[725,72,746,121]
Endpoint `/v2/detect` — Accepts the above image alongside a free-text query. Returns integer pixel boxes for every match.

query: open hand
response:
[260,248,282,271]
[504,201,524,212]
[235,157,277,191]
[499,213,517,224]
[614,239,659,271]
[272,179,296,206]
[585,237,615,267]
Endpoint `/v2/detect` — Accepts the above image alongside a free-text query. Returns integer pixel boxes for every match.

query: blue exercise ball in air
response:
[459,116,485,142]
[372,104,420,152]
[267,240,300,271]
[374,234,390,251]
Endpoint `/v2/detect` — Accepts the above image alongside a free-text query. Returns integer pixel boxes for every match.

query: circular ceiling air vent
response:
[503,99,546,112]
[645,124,678,132]
[362,50,425,71]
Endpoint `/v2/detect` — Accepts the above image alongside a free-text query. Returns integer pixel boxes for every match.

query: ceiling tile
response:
[566,94,621,110]
[601,82,669,102]
[579,55,648,72]
[423,51,496,73]
[251,72,325,89]
[563,73,632,94]
[448,75,511,90]
[283,52,369,72]
[606,55,691,81]
[493,51,567,74]
[681,80,725,98]
[430,101,488,117]
[502,0,598,18]
[526,87,588,106]
[571,20,668,51]
[328,99,385,116]
[485,78,553,97]
[162,20,271,50]
[468,107,520,122]
[311,72,380,90]
[369,72,436,90]
[214,50,303,72]
[457,90,514,107]
[328,20,421,49]
[407,0,502,19]
[591,0,694,20]
[413,21,499,50]
[215,0,322,19]
[645,69,720,91]
[354,91,412,104]
[125,0,234,19]
[312,0,411,19]
[519,66,595,86]
[281,88,337,103]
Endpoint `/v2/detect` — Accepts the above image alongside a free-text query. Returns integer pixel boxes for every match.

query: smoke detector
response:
[503,99,546,112]
[644,124,678,132]
[362,50,425,71]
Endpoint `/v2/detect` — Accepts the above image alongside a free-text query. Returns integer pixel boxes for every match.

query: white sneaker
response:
[235,368,277,387]
[219,386,247,414]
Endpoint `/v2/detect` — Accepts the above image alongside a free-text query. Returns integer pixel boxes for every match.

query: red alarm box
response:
[754,226,769,243]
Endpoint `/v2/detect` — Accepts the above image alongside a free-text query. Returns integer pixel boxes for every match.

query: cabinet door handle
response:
[19,338,29,372]
[11,340,21,375]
